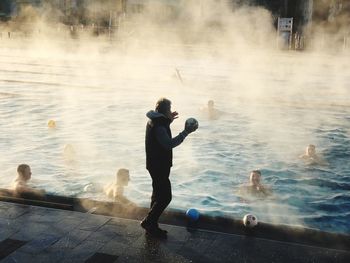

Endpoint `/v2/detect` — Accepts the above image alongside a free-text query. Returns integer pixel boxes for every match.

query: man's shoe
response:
[157,226,168,234]
[140,220,153,231]
[145,227,167,239]
[141,220,167,238]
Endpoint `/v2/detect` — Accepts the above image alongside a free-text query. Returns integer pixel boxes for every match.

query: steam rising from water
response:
[0,0,349,233]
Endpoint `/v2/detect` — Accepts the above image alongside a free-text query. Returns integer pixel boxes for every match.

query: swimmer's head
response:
[48,119,56,128]
[249,170,261,187]
[306,144,316,157]
[156,98,172,119]
[208,100,214,109]
[116,168,130,186]
[17,164,31,181]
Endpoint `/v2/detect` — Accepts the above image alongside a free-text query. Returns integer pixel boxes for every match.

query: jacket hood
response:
[146,110,167,120]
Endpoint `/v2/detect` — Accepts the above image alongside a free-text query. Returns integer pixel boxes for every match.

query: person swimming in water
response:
[104,168,130,201]
[300,144,328,165]
[63,144,77,166]
[83,168,131,203]
[200,100,222,120]
[13,164,45,195]
[238,170,272,198]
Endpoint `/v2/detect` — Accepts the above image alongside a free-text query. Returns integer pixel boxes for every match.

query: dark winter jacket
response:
[145,110,188,170]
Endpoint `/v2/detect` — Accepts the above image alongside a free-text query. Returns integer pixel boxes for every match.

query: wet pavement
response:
[0,201,349,263]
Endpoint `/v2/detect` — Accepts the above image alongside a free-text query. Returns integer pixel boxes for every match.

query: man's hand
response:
[170,111,179,122]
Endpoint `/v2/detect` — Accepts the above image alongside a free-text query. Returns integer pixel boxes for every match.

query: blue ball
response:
[186,208,200,221]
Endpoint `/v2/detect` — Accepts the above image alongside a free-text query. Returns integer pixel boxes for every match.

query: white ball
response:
[243,214,258,228]
[186,118,199,130]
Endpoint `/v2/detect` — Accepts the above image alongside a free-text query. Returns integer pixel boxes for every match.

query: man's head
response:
[208,100,214,109]
[116,168,130,186]
[249,170,261,187]
[155,98,172,119]
[306,144,316,156]
[17,164,31,181]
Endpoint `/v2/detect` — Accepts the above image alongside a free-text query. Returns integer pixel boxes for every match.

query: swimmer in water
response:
[104,168,130,201]
[63,144,78,168]
[13,164,45,195]
[238,170,272,198]
[200,100,222,120]
[63,144,76,161]
[300,144,328,165]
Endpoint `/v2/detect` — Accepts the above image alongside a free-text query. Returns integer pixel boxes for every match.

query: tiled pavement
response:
[0,201,349,263]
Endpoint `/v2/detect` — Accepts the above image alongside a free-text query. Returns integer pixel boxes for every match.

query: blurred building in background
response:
[0,0,126,24]
[2,0,349,28]
[237,0,349,33]
[231,0,349,49]
[233,0,312,33]
[1,0,349,47]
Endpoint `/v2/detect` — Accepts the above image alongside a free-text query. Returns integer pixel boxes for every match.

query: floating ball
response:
[243,214,258,228]
[185,118,199,131]
[186,208,200,221]
[48,120,56,128]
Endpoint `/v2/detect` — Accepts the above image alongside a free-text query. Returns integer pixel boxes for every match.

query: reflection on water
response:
[0,49,349,234]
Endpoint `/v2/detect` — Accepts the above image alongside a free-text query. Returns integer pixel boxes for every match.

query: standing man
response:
[141,98,197,238]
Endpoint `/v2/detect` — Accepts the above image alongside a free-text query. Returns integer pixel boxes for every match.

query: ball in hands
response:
[185,118,199,133]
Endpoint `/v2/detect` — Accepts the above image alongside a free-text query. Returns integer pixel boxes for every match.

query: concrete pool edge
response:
[0,188,349,252]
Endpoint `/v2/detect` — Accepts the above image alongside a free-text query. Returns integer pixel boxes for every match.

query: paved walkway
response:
[0,201,349,263]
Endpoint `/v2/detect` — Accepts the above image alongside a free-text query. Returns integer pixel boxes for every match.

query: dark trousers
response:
[144,167,172,226]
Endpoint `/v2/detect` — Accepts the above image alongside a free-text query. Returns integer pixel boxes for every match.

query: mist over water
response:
[0,1,349,233]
